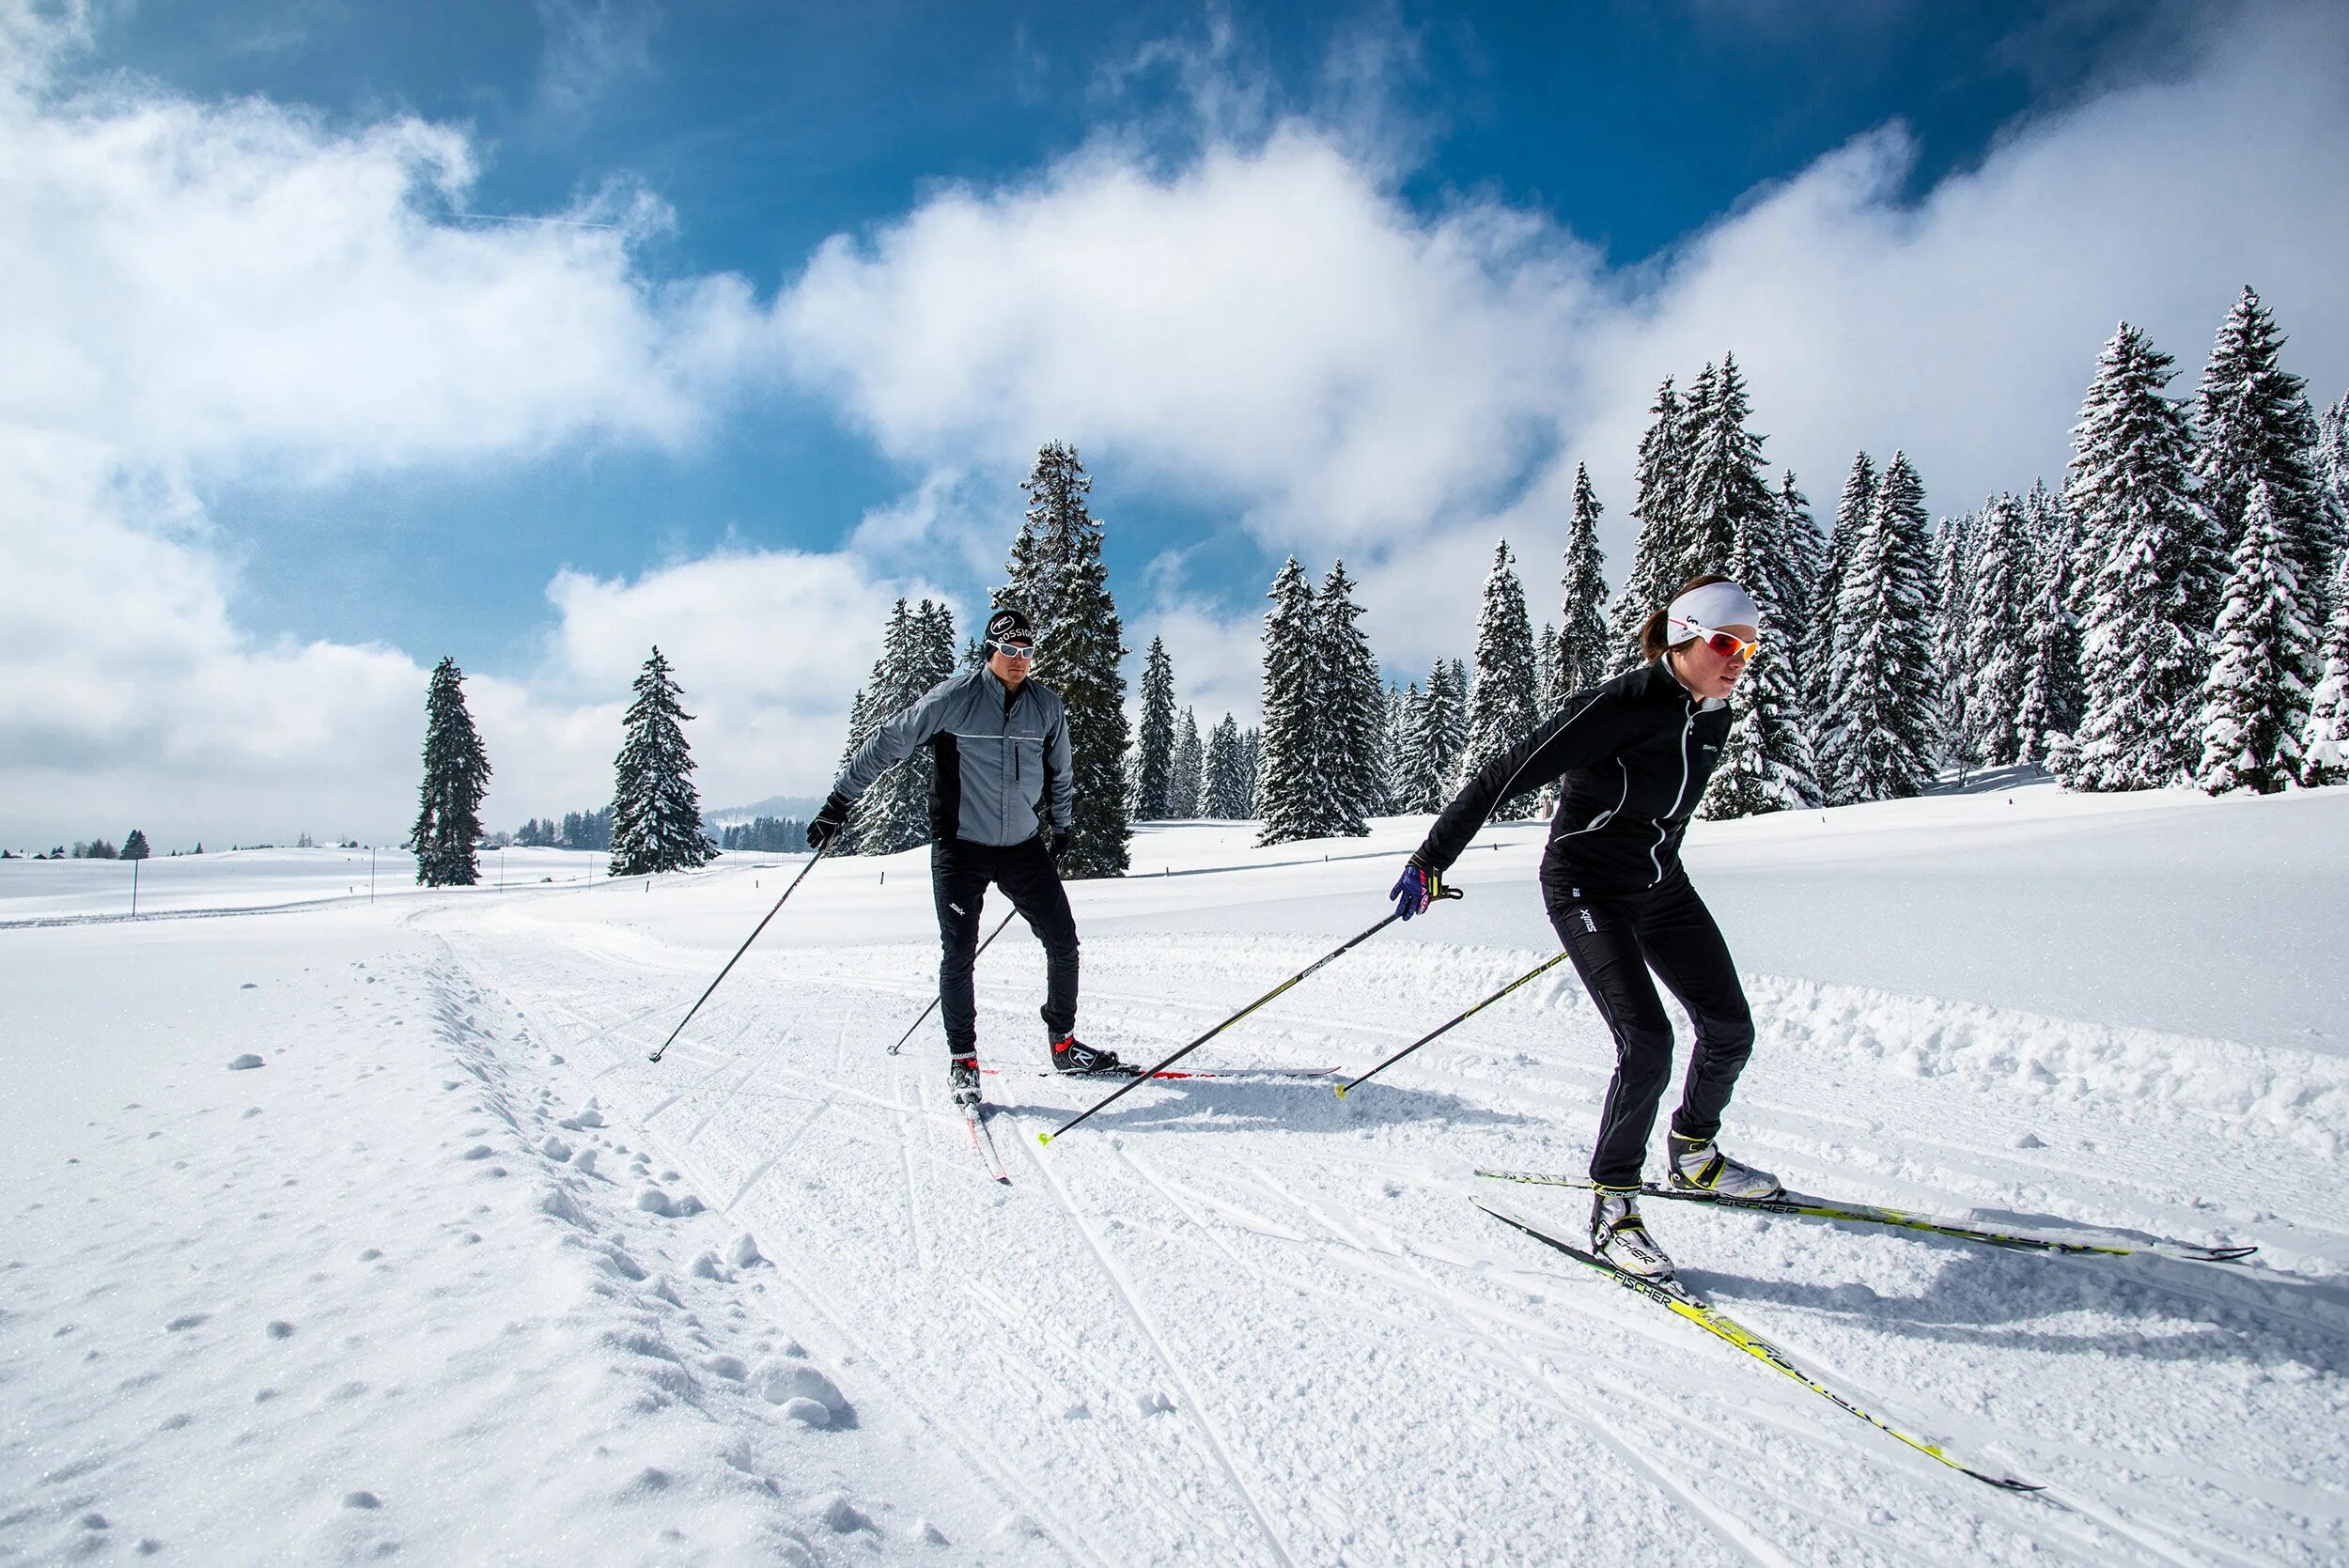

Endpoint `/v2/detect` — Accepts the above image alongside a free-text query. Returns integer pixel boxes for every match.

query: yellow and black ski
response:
[1476,1199,2044,1492]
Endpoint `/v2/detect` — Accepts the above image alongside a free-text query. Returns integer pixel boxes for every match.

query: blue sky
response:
[4,0,2345,844]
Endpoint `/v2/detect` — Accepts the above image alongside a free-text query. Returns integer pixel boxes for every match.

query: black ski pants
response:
[1545,864,1757,1188]
[932,834,1079,1056]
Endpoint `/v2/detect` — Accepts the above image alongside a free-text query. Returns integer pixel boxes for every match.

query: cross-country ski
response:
[1477,1171,2261,1265]
[1476,1199,2045,1493]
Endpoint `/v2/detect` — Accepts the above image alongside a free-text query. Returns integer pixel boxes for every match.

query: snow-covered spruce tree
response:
[1256,558,1327,846]
[1826,453,1939,801]
[2301,552,2349,786]
[2063,323,2222,792]
[1536,623,1564,712]
[2195,286,2335,598]
[830,683,878,854]
[1239,727,1262,817]
[1456,542,1544,818]
[1811,453,1877,799]
[1558,463,1611,696]
[1133,636,1176,820]
[1377,682,1407,814]
[1933,509,1981,774]
[1702,455,1820,819]
[609,647,715,877]
[1169,706,1204,818]
[1963,493,2034,767]
[1202,714,1249,817]
[2318,393,2349,582]
[2015,480,2085,766]
[854,598,958,855]
[1679,355,1770,584]
[996,442,1131,876]
[1609,378,1691,670]
[1313,561,1382,838]
[121,829,150,861]
[1774,471,1824,672]
[1388,680,1430,812]
[410,655,491,887]
[2198,484,2315,795]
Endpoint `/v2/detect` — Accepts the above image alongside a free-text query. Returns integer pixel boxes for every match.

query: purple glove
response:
[1390,861,1439,921]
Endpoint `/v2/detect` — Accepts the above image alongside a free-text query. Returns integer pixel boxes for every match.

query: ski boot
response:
[948,1053,982,1111]
[1049,1034,1126,1076]
[1591,1188,1676,1281]
[1668,1130,1783,1200]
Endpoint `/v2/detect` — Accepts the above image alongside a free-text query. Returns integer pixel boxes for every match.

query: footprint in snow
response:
[808,1495,873,1533]
[165,1313,209,1331]
[635,1187,705,1218]
[758,1362,850,1426]
[342,1491,381,1510]
[226,1055,265,1071]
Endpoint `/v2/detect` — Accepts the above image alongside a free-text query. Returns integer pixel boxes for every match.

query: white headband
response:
[1666,581,1761,643]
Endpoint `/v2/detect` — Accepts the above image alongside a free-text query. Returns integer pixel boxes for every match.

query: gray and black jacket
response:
[832,667,1072,847]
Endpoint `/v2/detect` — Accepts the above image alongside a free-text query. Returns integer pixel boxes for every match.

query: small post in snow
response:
[131,857,139,917]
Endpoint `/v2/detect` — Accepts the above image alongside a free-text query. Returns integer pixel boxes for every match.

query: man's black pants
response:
[932,835,1079,1056]
[1545,865,1756,1188]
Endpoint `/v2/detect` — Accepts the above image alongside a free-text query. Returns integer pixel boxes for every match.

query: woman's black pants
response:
[1544,865,1756,1188]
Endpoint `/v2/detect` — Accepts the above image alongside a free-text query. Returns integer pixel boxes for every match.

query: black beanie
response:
[985,608,1034,647]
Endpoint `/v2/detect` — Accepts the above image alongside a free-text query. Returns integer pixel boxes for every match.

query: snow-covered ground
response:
[5,784,2346,1564]
[0,846,614,924]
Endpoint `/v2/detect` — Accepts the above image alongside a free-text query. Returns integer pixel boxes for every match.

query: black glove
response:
[807,792,851,850]
[1050,826,1072,862]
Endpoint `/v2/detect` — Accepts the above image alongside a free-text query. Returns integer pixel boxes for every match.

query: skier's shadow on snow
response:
[1675,1231,2349,1372]
[1006,1079,1537,1137]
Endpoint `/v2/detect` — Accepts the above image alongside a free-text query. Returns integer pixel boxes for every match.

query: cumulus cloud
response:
[0,19,890,846]
[780,0,2349,681]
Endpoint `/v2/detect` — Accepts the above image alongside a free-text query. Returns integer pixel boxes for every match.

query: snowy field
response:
[5,784,2347,1564]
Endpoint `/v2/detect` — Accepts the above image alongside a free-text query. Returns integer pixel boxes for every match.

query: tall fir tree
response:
[1610,378,1691,669]
[1933,509,1981,771]
[2014,479,2085,766]
[1456,541,1543,818]
[1202,714,1251,817]
[2198,484,2315,795]
[1678,355,1771,582]
[831,682,879,854]
[1702,453,1820,818]
[2062,323,2222,791]
[1824,453,1938,801]
[1169,706,1204,818]
[1255,559,1326,846]
[2300,551,2349,786]
[410,656,490,887]
[1239,726,1263,818]
[1774,471,1825,670]
[1536,622,1564,712]
[1377,682,1407,814]
[1557,463,1611,697]
[1315,562,1383,837]
[996,442,1131,876]
[121,829,150,861]
[1133,636,1177,820]
[609,647,716,877]
[1964,493,2035,767]
[2317,393,2349,587]
[1811,452,1878,796]
[2194,287,2335,600]
[1388,680,1430,812]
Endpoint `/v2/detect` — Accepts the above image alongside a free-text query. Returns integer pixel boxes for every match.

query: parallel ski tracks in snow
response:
[1019,1133,1302,1568]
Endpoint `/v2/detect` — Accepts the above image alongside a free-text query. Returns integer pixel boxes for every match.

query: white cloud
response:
[779,0,2349,678]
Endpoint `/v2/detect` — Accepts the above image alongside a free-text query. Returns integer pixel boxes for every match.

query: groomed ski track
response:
[412,801,2349,1568]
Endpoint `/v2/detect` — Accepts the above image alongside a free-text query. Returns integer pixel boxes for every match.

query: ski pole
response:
[1039,901,1439,1145]
[648,843,832,1063]
[1334,949,1571,1098]
[886,908,1022,1055]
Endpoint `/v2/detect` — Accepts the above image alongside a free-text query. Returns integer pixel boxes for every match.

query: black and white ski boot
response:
[949,1053,982,1111]
[1049,1034,1125,1076]
[1591,1188,1677,1281]
[1668,1131,1783,1200]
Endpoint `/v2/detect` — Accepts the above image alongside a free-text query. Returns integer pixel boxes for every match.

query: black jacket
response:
[1415,660,1732,895]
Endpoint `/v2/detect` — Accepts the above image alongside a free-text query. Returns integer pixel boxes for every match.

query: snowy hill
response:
[4,784,2345,1563]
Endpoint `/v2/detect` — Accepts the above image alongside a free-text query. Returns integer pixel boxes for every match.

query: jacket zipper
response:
[1652,706,1696,885]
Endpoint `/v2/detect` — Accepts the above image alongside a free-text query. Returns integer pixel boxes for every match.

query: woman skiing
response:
[1390,574,1776,1281]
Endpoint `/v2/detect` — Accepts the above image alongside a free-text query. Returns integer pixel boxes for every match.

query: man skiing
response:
[1389,574,1779,1281]
[810,607,1123,1107]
